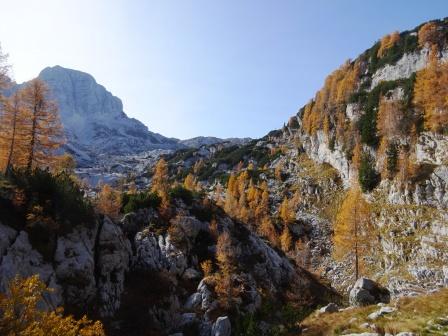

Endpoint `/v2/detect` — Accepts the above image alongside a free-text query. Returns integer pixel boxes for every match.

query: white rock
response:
[0,231,62,308]
[212,316,231,336]
[96,216,132,317]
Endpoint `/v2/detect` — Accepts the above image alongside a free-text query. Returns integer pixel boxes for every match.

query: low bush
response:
[169,185,194,205]
[121,192,161,214]
[0,168,96,259]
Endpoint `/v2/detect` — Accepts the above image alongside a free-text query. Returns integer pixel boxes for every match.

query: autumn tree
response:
[418,22,441,47]
[333,186,374,280]
[21,79,64,171]
[0,43,9,90]
[0,92,29,172]
[351,141,362,171]
[215,231,239,309]
[200,260,213,277]
[280,225,293,252]
[151,158,170,206]
[377,31,400,58]
[96,184,121,219]
[0,275,105,335]
[279,196,295,224]
[377,97,405,139]
[258,215,278,247]
[54,153,77,174]
[413,46,448,133]
[224,174,238,216]
[184,173,197,191]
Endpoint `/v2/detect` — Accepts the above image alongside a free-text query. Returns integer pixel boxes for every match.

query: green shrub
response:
[1,169,96,259]
[169,185,194,205]
[122,192,161,214]
[358,152,380,192]
[386,142,399,179]
[10,168,95,233]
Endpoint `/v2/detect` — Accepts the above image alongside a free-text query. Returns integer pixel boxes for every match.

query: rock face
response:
[349,278,390,306]
[0,217,130,318]
[31,66,181,165]
[211,316,231,336]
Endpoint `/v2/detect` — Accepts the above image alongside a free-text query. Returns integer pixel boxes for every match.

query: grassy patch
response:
[301,289,448,335]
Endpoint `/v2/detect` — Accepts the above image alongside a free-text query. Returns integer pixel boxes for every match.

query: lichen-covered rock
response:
[349,278,390,306]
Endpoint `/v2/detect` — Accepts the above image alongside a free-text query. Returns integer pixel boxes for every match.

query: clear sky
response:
[0,1,446,139]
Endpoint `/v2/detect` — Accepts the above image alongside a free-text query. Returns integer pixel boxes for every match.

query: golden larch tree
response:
[21,79,64,171]
[377,97,404,139]
[377,31,400,58]
[0,43,9,90]
[0,275,104,335]
[151,158,170,205]
[413,46,448,133]
[280,225,293,252]
[0,91,30,172]
[418,22,441,47]
[96,184,121,219]
[184,173,197,191]
[215,231,238,309]
[279,196,295,224]
[333,186,373,280]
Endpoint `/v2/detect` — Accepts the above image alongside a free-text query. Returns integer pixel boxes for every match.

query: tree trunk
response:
[355,241,359,280]
[5,110,18,173]
[26,105,37,172]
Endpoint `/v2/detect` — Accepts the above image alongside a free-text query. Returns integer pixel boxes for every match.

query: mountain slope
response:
[34,66,181,165]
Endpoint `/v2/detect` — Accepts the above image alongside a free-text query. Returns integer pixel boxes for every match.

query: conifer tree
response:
[280,225,293,252]
[215,231,238,309]
[151,158,170,206]
[418,22,440,47]
[96,184,121,219]
[377,31,400,58]
[0,43,9,90]
[279,196,295,224]
[0,92,29,172]
[333,186,373,280]
[413,46,448,133]
[184,173,197,191]
[21,79,64,171]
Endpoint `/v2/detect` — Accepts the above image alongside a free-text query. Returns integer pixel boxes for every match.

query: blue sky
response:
[0,1,446,139]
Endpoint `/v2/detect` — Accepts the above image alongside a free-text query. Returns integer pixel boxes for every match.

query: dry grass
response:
[300,288,448,336]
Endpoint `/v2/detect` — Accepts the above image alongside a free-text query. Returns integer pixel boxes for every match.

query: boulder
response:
[184,292,202,310]
[367,306,396,320]
[182,268,202,281]
[319,302,339,313]
[349,278,390,306]
[212,316,231,336]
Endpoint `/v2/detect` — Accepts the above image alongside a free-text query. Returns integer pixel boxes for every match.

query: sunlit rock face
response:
[36,66,180,165]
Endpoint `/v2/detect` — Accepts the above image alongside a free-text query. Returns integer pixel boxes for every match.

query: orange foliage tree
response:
[151,158,170,206]
[21,79,65,171]
[418,22,441,47]
[0,92,29,172]
[0,275,105,335]
[96,184,121,219]
[333,186,373,280]
[377,31,400,58]
[413,46,448,133]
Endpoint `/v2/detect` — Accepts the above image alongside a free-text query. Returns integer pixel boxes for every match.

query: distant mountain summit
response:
[34,66,180,165]
[15,66,249,166]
